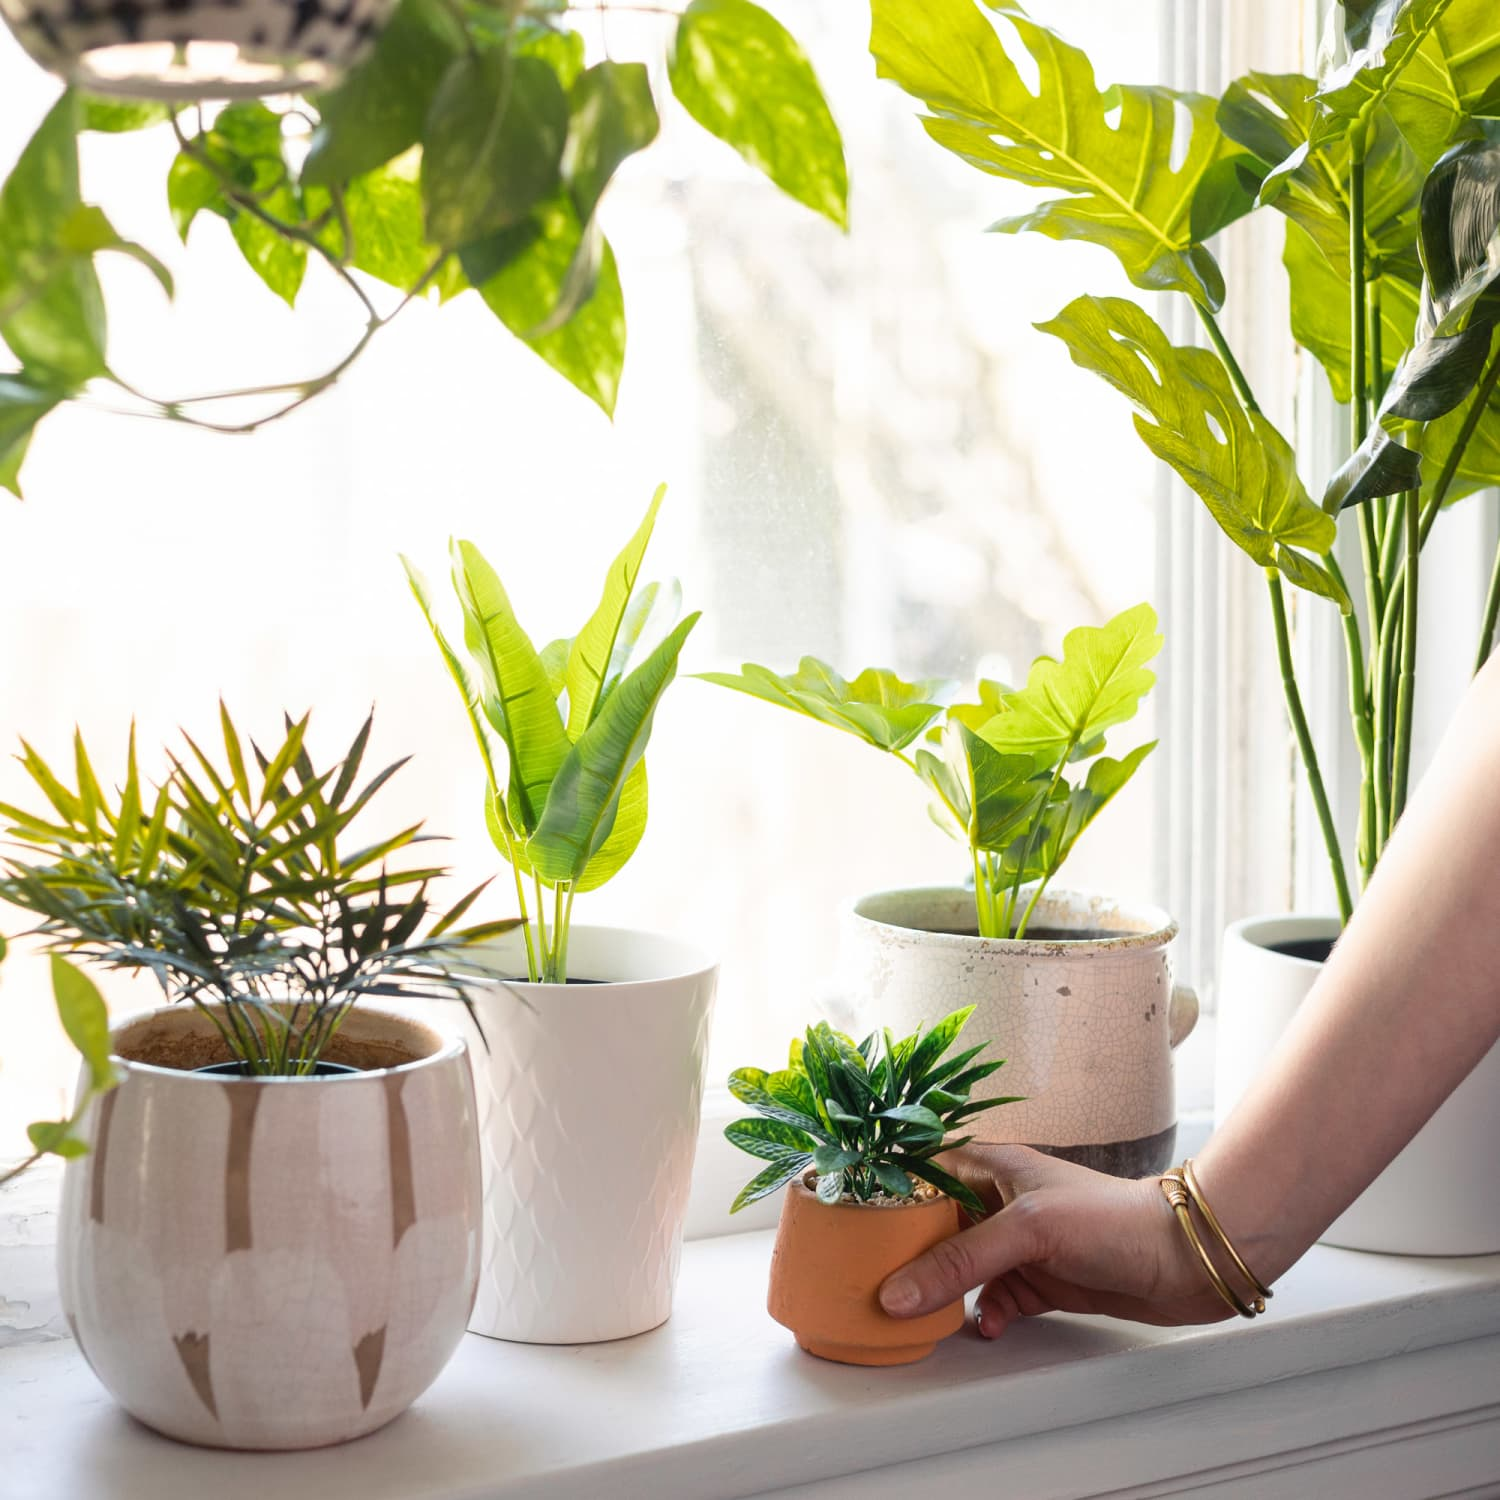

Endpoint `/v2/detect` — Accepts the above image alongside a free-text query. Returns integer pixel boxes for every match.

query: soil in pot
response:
[767,1174,966,1367]
[1267,937,1334,964]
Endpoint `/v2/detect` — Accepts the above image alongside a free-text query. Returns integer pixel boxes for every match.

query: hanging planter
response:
[0,0,395,100]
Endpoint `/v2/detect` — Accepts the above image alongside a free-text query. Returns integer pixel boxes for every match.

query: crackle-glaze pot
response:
[841,888,1197,1177]
[57,1004,481,1451]
[465,926,718,1344]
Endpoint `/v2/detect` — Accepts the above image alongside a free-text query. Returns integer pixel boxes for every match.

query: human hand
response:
[878,1145,1240,1339]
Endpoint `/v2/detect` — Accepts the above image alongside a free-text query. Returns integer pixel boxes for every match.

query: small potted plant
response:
[866,0,1500,1249]
[727,1006,1014,1366]
[705,602,1198,1178]
[404,483,719,1345]
[0,707,510,1450]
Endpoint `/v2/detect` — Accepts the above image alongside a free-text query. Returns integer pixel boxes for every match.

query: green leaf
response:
[566,483,666,737]
[80,97,170,132]
[303,0,465,185]
[902,1156,987,1219]
[422,53,570,248]
[699,658,948,752]
[463,194,627,416]
[526,614,698,885]
[57,205,174,299]
[569,760,646,893]
[764,1066,819,1118]
[0,92,107,384]
[670,0,848,230]
[905,1006,976,1090]
[730,1153,811,1212]
[941,722,1049,853]
[167,152,226,242]
[812,1143,861,1175]
[566,60,661,227]
[870,0,1252,309]
[338,160,450,293]
[1038,296,1349,608]
[878,1103,945,1138]
[230,212,306,308]
[0,374,64,499]
[727,1069,831,1140]
[538,636,573,699]
[979,603,1162,763]
[1426,0,1500,114]
[726,1115,819,1159]
[871,1161,914,1198]
[451,540,572,838]
[27,1120,89,1158]
[815,1168,846,1204]
[50,954,115,1093]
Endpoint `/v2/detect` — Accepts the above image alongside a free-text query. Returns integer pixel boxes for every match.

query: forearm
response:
[1197,657,1500,1283]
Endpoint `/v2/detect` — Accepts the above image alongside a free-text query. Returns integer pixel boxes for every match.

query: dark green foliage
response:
[0,706,515,1075]
[725,1007,1020,1218]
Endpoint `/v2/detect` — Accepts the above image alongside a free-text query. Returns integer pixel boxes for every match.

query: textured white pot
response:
[56,1005,481,1451]
[842,888,1197,1177]
[1217,914,1500,1255]
[465,926,718,1344]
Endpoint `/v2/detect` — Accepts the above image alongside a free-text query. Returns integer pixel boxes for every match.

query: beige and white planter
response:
[465,926,718,1344]
[1217,914,1500,1255]
[56,1004,482,1450]
[841,887,1197,1177]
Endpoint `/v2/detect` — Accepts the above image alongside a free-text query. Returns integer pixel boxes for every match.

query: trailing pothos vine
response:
[0,0,848,494]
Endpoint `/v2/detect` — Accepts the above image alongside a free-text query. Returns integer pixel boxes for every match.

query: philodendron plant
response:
[871,0,1500,924]
[726,1006,1017,1217]
[404,485,697,984]
[0,0,848,495]
[0,706,513,1078]
[705,602,1161,939]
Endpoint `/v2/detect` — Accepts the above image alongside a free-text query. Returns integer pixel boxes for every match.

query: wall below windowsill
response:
[4,1165,1499,1500]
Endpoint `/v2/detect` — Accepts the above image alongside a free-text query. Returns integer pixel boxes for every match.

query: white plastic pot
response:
[1217,914,1500,1255]
[464,926,718,1344]
[841,888,1197,1178]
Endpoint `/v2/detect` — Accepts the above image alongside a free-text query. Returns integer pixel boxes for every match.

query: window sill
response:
[4,1189,1500,1500]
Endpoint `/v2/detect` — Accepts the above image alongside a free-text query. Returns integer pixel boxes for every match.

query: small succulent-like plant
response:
[726,1007,1018,1218]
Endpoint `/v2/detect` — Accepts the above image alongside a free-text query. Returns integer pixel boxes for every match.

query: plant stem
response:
[1390,489,1420,822]
[1476,533,1500,675]
[1372,580,1403,852]
[1326,552,1376,885]
[532,872,551,982]
[1195,304,1259,412]
[1268,574,1354,923]
[970,843,995,937]
[0,1152,42,1187]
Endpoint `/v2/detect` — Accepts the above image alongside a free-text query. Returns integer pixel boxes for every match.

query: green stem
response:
[532,872,551,982]
[1268,574,1354,923]
[1196,304,1260,413]
[970,843,995,937]
[1326,552,1376,886]
[1016,872,1055,940]
[1476,531,1500,676]
[1372,581,1403,852]
[1390,489,1420,822]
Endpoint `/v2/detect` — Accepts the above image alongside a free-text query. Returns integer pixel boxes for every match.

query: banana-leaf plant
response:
[869,0,1500,925]
[404,484,697,983]
[704,602,1160,939]
[0,0,849,496]
[0,705,515,1076]
[725,1005,1019,1216]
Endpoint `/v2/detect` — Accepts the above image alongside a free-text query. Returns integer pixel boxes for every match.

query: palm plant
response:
[0,705,513,1075]
[726,1006,1019,1217]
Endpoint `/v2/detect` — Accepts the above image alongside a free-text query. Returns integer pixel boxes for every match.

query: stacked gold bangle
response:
[1158,1158,1273,1320]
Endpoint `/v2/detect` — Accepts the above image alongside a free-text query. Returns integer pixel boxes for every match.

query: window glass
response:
[0,1,1164,1151]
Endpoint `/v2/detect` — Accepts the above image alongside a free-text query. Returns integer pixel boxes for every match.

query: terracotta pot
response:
[57,1004,481,1450]
[767,1176,965,1366]
[464,926,718,1343]
[841,887,1197,1177]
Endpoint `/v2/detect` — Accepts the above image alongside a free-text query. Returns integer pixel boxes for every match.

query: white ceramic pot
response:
[1,0,392,99]
[1217,914,1500,1255]
[56,1004,481,1451]
[842,888,1197,1177]
[465,926,718,1344]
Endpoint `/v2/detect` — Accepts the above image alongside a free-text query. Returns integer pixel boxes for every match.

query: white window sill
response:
[4,1172,1499,1500]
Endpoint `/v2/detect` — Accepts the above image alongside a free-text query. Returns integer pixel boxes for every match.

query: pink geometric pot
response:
[56,1004,481,1450]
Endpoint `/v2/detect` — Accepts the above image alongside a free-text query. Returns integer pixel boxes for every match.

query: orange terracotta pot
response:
[767,1176,966,1366]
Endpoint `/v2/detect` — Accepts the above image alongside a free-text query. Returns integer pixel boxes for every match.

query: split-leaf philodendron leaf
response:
[869,0,1260,309]
[702,602,1160,940]
[407,486,695,982]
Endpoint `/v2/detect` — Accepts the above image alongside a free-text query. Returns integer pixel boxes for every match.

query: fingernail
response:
[880,1275,918,1315]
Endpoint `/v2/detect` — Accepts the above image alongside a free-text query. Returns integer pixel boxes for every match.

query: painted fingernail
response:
[879,1275,918,1314]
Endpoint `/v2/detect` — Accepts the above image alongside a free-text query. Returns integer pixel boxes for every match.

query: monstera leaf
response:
[1325,131,1500,510]
[978,602,1163,763]
[699,659,949,752]
[1038,297,1348,607]
[869,0,1259,309]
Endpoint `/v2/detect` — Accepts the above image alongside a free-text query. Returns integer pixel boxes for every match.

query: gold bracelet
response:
[1182,1158,1273,1305]
[1158,1170,1262,1319]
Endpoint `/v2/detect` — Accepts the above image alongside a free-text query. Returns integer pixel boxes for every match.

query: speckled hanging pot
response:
[840,887,1198,1178]
[56,1004,482,1451]
[0,0,394,100]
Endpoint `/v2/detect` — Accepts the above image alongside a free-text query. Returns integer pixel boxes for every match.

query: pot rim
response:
[847,885,1178,957]
[1223,912,1341,968]
[466,923,719,994]
[107,1002,466,1085]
